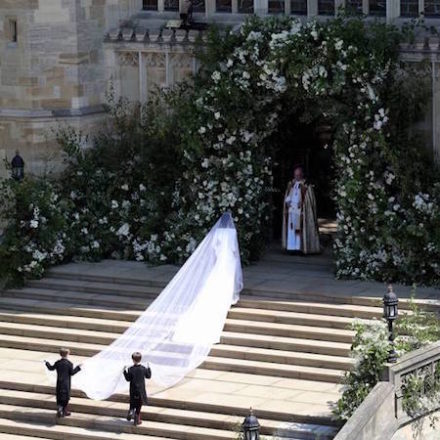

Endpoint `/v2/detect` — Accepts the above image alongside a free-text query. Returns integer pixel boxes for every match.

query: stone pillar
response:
[254,0,268,15]
[362,0,369,14]
[307,0,318,16]
[334,0,345,12]
[205,0,217,16]
[386,0,400,22]
[432,60,440,163]
[139,51,147,103]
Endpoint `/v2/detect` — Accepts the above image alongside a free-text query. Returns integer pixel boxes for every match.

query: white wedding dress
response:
[69,212,243,400]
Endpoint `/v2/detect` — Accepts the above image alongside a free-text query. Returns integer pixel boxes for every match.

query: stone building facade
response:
[0,0,439,177]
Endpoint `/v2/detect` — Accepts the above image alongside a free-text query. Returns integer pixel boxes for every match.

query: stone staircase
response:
[0,262,427,440]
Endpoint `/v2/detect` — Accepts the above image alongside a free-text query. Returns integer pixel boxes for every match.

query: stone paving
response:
[50,246,440,301]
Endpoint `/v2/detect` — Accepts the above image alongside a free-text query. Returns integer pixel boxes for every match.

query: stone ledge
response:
[334,382,397,440]
[0,105,106,119]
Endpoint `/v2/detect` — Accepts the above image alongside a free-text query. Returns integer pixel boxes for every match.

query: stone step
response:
[0,297,358,330]
[28,277,161,298]
[213,345,354,370]
[0,434,54,440]
[0,417,170,440]
[238,298,384,319]
[0,388,337,439]
[0,310,354,368]
[0,379,341,427]
[202,357,344,383]
[0,404,236,440]
[224,319,355,343]
[2,287,149,310]
[1,286,386,320]
[46,265,436,311]
[0,334,345,382]
[0,420,173,440]
[221,332,351,357]
[0,310,355,344]
[229,307,355,329]
[0,318,352,357]
[0,297,139,321]
[48,264,168,288]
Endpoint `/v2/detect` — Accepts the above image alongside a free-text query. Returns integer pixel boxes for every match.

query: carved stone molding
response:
[117,51,139,67]
[169,53,193,69]
[144,52,166,68]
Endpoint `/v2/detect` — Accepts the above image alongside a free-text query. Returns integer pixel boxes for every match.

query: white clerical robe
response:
[285,181,302,251]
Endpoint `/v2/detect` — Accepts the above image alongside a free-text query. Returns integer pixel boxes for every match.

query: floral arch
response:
[159,15,439,284]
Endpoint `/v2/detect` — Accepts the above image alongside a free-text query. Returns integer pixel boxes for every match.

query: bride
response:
[71,212,243,400]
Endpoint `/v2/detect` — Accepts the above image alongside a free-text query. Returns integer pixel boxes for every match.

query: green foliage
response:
[0,177,69,286]
[335,295,440,421]
[334,319,390,420]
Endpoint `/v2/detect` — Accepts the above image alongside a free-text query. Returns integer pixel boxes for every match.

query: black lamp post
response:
[11,151,24,181]
[383,284,399,363]
[242,408,260,440]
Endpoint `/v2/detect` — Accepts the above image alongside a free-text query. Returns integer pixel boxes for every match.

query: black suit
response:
[45,358,81,410]
[123,363,152,420]
[124,364,151,404]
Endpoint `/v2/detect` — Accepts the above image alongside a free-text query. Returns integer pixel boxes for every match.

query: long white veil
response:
[73,212,243,400]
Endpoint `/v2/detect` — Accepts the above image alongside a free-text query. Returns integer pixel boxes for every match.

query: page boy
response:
[123,352,152,426]
[45,348,81,418]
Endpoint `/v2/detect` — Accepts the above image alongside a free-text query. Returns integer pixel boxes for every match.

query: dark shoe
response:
[134,413,142,426]
[56,407,64,418]
[127,409,134,422]
[63,405,71,416]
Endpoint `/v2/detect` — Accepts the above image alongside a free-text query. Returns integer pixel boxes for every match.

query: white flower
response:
[117,223,130,236]
[198,126,206,134]
[111,200,119,209]
[92,241,100,249]
[211,71,221,82]
[214,112,221,120]
[226,59,233,68]
[226,136,236,145]
[139,183,146,191]
[30,220,39,229]
[121,184,129,191]
[32,250,46,262]
[290,21,302,35]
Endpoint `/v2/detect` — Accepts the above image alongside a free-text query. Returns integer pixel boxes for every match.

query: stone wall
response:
[0,0,141,176]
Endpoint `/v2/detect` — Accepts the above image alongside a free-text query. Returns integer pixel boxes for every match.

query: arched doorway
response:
[269,111,335,243]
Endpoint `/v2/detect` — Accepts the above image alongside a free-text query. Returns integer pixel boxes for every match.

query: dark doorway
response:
[269,113,336,241]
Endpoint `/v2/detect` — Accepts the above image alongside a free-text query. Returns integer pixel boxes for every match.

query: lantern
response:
[11,151,24,181]
[242,408,260,440]
[383,284,398,321]
[383,284,399,363]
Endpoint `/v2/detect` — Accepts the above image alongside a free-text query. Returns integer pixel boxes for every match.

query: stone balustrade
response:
[334,341,440,440]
